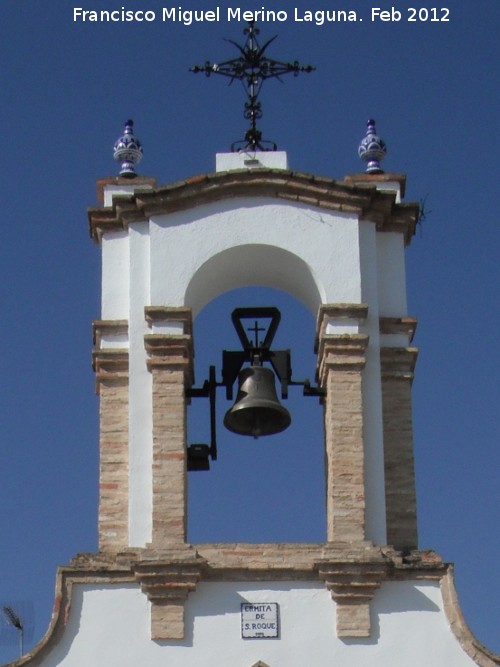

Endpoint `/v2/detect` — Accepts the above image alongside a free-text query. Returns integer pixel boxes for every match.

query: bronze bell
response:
[224,365,291,437]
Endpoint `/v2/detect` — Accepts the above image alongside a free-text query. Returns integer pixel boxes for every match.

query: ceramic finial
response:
[358,119,387,174]
[113,119,143,177]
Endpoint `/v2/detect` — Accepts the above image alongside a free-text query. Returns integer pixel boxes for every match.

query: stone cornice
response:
[89,169,419,245]
[67,544,447,582]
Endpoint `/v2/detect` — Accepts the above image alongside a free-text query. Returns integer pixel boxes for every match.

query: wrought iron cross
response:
[191,21,314,151]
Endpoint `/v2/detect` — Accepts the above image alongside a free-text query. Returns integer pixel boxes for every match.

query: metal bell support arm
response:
[187,366,219,469]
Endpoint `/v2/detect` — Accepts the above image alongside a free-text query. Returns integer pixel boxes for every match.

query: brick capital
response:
[317,334,369,388]
[92,349,129,393]
[145,334,194,385]
[380,346,418,382]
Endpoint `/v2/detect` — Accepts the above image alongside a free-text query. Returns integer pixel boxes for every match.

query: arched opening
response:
[187,286,325,543]
[184,243,324,317]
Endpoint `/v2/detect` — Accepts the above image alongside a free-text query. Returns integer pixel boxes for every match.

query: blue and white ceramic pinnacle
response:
[358,119,387,174]
[113,119,143,177]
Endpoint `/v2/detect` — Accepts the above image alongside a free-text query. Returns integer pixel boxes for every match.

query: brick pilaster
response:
[144,307,193,547]
[318,560,386,637]
[134,550,204,639]
[316,305,369,544]
[93,320,129,550]
[380,344,419,550]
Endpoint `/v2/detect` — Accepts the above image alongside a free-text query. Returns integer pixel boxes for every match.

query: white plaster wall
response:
[98,334,128,348]
[359,221,386,544]
[100,200,409,323]
[101,231,130,319]
[374,181,402,203]
[376,232,408,316]
[128,222,153,546]
[103,185,148,207]
[216,151,288,171]
[184,242,323,317]
[149,198,361,315]
[39,580,479,667]
[381,332,412,347]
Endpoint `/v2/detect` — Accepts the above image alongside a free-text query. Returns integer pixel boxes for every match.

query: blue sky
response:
[0,0,498,662]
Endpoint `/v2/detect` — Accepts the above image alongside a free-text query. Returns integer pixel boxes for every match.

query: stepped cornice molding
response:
[89,168,419,245]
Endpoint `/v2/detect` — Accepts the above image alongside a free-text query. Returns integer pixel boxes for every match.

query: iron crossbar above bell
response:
[223,365,291,437]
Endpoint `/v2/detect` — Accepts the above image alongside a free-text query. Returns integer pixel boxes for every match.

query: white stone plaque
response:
[241,602,279,639]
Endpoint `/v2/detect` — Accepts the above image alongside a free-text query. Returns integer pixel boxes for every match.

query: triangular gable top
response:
[89,168,418,245]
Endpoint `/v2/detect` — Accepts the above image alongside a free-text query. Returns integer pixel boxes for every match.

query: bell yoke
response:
[186,307,322,469]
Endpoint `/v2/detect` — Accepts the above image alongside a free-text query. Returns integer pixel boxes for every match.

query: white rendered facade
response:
[18,580,491,667]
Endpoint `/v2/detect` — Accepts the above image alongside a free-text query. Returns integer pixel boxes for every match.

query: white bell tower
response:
[89,124,421,635]
[15,24,498,667]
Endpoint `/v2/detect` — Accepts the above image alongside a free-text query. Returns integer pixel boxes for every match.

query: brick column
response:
[144,307,193,547]
[92,320,129,551]
[380,321,419,551]
[316,305,369,543]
